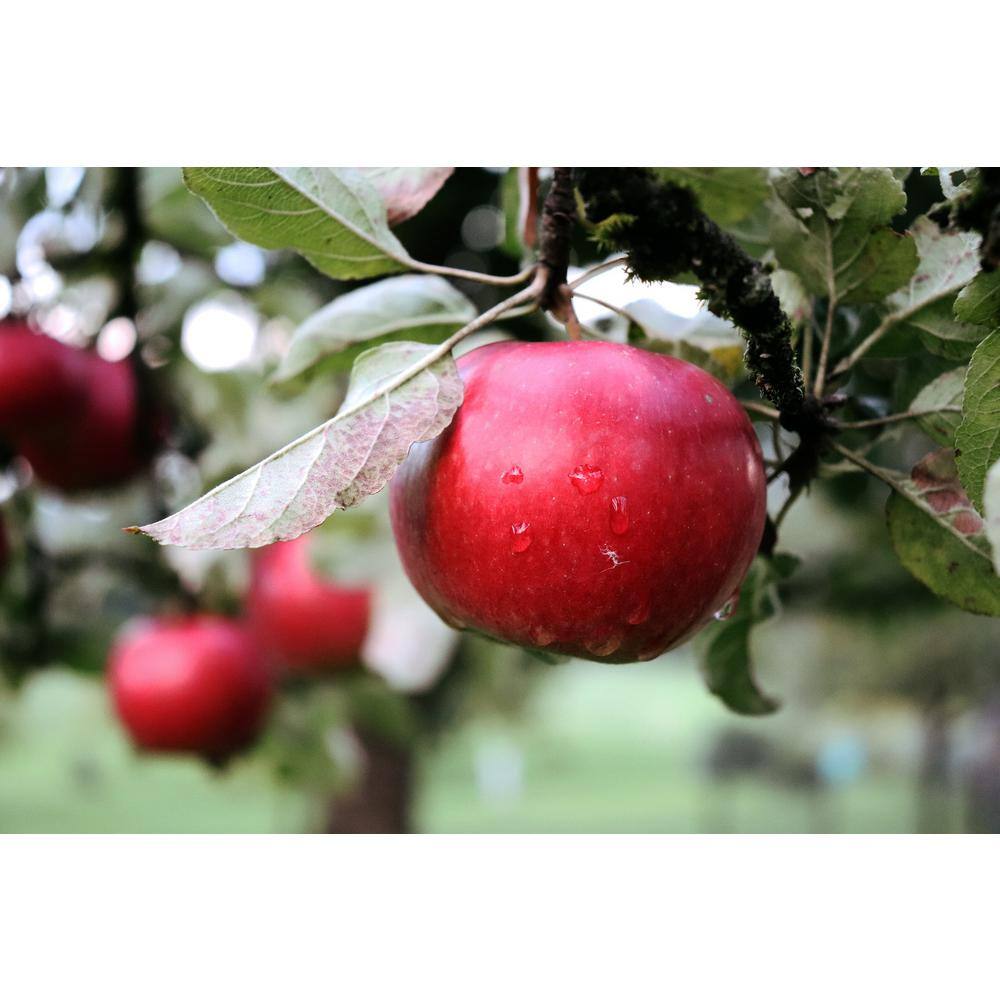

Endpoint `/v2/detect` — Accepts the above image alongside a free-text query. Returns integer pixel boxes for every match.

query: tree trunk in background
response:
[917,685,953,834]
[964,694,1000,833]
[325,729,414,834]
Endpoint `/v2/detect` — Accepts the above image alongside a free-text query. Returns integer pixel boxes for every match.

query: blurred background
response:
[1,166,998,834]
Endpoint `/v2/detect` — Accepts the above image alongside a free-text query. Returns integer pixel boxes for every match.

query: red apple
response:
[390,340,766,663]
[17,351,150,492]
[246,536,371,674]
[0,323,89,436]
[109,615,272,759]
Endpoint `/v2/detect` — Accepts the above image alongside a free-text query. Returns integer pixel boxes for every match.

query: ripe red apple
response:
[16,351,151,492]
[109,615,272,759]
[246,536,371,674]
[390,340,766,663]
[0,323,89,436]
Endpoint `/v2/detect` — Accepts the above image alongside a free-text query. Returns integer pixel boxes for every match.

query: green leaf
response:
[984,458,1000,575]
[695,555,798,716]
[956,329,1000,511]
[656,167,769,225]
[624,299,746,384]
[895,297,986,361]
[955,270,1000,326]
[134,341,463,549]
[910,367,966,446]
[887,449,1000,616]
[182,167,410,280]
[770,167,917,303]
[864,218,986,360]
[275,275,475,382]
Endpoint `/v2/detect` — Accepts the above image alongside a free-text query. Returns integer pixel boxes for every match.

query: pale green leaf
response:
[866,218,986,359]
[910,367,966,446]
[956,329,1000,511]
[275,275,475,382]
[183,167,410,280]
[134,342,463,549]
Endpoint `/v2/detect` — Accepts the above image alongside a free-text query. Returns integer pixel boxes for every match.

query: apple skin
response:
[109,616,272,758]
[0,324,89,436]
[246,536,371,674]
[389,340,766,664]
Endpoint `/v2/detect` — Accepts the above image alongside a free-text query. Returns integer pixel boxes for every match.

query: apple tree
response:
[1,166,998,831]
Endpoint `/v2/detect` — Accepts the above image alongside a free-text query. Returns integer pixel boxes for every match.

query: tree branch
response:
[573,168,806,418]
[537,167,577,317]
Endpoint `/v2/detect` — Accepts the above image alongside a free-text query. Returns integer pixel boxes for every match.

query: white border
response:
[0,835,996,998]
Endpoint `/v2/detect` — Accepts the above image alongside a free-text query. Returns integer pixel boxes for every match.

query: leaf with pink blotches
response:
[133,342,462,550]
[887,448,1000,616]
[357,168,453,226]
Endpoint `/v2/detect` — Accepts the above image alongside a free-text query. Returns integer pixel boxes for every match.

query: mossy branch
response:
[573,168,805,418]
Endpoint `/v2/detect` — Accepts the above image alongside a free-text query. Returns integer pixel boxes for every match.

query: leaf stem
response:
[813,296,837,396]
[411,261,537,287]
[570,290,639,325]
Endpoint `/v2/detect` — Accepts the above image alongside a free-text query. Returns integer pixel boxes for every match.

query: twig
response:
[834,406,963,430]
[537,167,576,317]
[830,293,953,379]
[568,256,630,290]
[743,400,781,421]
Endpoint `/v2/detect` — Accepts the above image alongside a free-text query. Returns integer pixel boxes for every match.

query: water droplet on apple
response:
[713,591,740,621]
[704,393,714,404]
[568,464,604,494]
[626,593,650,625]
[510,521,532,553]
[586,634,622,657]
[530,625,555,647]
[610,495,629,534]
[501,465,524,485]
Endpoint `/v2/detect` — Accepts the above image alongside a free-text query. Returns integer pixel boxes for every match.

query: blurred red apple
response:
[246,536,371,674]
[109,615,272,759]
[390,341,766,663]
[0,323,89,436]
[17,351,152,492]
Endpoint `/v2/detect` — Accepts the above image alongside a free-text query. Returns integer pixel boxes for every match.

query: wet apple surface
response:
[390,340,766,663]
